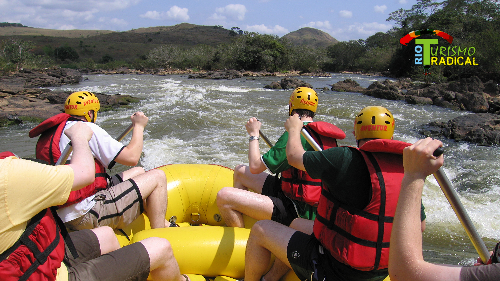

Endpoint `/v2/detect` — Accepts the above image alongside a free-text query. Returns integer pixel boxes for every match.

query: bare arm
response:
[246,117,267,173]
[64,122,96,191]
[389,138,461,281]
[114,112,147,166]
[284,114,306,171]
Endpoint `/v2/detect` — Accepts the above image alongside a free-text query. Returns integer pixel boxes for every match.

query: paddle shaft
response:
[258,128,313,149]
[56,123,134,166]
[433,168,490,263]
[259,130,274,148]
[300,131,490,263]
[301,128,322,151]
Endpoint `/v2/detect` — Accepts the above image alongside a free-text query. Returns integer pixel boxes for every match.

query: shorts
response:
[65,229,150,281]
[65,178,144,231]
[287,231,388,281]
[262,174,299,226]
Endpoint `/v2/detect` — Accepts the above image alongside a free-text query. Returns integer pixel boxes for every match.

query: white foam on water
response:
[34,74,500,250]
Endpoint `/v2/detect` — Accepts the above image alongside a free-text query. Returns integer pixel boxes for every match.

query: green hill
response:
[0,23,336,64]
[0,23,236,63]
[283,27,338,48]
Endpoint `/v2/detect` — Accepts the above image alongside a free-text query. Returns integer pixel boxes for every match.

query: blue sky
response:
[0,0,418,41]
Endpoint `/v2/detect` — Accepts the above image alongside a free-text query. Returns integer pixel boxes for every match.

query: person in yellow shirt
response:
[0,122,187,281]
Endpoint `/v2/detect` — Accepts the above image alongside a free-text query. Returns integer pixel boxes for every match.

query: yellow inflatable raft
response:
[114,164,390,281]
[115,164,256,279]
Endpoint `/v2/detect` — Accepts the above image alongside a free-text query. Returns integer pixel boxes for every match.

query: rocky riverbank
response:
[329,77,500,146]
[0,68,140,126]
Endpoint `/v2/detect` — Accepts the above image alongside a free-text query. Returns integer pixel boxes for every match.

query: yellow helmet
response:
[64,91,100,123]
[354,106,395,140]
[289,87,318,116]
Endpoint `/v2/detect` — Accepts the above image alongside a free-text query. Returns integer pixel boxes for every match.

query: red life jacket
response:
[0,152,77,281]
[281,121,346,207]
[29,113,109,207]
[0,209,66,281]
[313,139,411,271]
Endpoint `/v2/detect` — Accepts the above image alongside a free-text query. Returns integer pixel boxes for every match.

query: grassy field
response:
[0,26,114,38]
[0,23,237,63]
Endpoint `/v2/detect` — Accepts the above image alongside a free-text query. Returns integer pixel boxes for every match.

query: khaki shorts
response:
[65,229,150,281]
[65,178,144,231]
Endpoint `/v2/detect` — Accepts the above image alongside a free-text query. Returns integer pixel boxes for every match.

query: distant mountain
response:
[0,23,336,63]
[0,23,236,62]
[0,23,234,45]
[282,27,338,48]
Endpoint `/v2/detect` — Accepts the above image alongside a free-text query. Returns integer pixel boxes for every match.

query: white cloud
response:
[374,5,387,13]
[166,5,189,21]
[140,6,189,21]
[140,11,162,20]
[214,4,247,21]
[339,10,353,18]
[108,17,128,27]
[245,24,289,35]
[0,0,140,30]
[326,21,394,41]
[399,0,408,3]
[347,22,392,36]
[301,21,332,30]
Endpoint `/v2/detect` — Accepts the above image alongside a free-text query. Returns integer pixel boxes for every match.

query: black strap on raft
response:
[0,208,78,281]
[117,229,131,241]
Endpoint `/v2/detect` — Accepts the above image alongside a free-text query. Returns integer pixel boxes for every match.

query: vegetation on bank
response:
[0,0,498,82]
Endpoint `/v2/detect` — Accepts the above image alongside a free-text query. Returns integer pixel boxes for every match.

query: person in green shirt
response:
[217,87,345,281]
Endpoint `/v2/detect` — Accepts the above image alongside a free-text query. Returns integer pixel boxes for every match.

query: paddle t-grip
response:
[433,147,444,157]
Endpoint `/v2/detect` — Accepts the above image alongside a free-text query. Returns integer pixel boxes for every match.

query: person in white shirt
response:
[29,91,169,231]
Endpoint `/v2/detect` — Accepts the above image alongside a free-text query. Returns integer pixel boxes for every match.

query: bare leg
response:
[216,186,274,227]
[140,237,187,281]
[233,164,268,193]
[263,218,314,281]
[133,169,168,228]
[245,220,296,281]
[120,167,145,181]
[91,226,121,254]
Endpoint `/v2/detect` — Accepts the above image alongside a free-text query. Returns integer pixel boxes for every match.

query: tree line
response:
[1,0,498,82]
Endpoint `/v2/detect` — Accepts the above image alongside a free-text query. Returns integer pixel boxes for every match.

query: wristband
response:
[249,136,259,141]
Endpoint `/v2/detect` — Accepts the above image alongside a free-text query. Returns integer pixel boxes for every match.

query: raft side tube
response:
[132,226,250,278]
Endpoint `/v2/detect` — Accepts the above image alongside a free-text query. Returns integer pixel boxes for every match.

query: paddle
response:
[300,130,491,264]
[56,123,134,166]
[259,130,274,148]
[432,148,490,263]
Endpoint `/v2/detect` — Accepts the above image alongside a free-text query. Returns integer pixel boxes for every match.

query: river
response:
[2,73,499,266]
